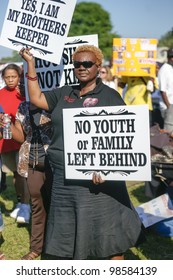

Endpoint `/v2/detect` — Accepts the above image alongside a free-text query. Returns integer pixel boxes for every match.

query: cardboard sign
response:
[27,34,98,91]
[136,193,173,228]
[113,38,158,77]
[0,0,77,64]
[63,105,151,181]
[23,34,98,100]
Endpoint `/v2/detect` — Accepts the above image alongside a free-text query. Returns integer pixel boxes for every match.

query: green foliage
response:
[0,50,22,63]
[69,2,120,61]
[158,28,173,48]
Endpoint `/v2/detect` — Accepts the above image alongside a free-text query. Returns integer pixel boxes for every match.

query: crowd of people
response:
[0,45,173,260]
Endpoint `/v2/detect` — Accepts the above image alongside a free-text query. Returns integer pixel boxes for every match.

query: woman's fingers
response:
[19,47,25,55]
[92,172,98,184]
[92,172,105,185]
[19,47,33,59]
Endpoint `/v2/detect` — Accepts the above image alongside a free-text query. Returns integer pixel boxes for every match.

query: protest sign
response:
[22,33,98,100]
[0,0,77,64]
[112,38,158,77]
[63,104,151,181]
[30,34,98,91]
[135,193,173,228]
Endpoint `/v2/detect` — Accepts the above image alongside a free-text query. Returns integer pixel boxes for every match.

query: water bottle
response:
[3,114,12,139]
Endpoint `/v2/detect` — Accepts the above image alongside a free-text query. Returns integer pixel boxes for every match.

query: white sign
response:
[0,0,77,64]
[23,34,98,100]
[136,193,173,228]
[63,105,151,181]
[33,34,98,91]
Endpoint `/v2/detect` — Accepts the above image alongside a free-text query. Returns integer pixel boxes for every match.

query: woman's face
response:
[3,69,20,90]
[99,67,107,79]
[74,51,100,83]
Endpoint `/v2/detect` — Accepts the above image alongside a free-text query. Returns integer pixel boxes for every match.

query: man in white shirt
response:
[158,48,173,131]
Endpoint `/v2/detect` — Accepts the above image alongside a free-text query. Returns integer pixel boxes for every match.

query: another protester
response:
[151,61,163,128]
[99,65,117,90]
[0,64,30,224]
[158,48,173,131]
[7,99,53,260]
[122,76,155,126]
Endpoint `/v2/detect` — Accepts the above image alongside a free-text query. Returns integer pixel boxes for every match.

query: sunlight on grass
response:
[0,176,173,260]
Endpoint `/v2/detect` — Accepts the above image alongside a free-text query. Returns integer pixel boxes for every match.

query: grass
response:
[0,175,173,260]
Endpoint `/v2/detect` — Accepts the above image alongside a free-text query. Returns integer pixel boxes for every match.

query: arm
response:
[11,120,25,143]
[19,48,49,110]
[158,66,170,108]
[160,91,170,108]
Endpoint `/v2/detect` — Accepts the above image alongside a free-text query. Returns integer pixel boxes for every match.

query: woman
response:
[20,45,145,260]
[0,106,5,261]
[8,100,52,260]
[122,76,154,126]
[0,64,30,224]
[99,65,117,90]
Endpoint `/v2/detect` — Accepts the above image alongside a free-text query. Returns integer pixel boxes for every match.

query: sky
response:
[0,0,172,59]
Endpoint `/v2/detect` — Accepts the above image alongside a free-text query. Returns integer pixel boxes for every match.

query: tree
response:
[68,2,120,61]
[0,50,22,63]
[158,28,173,48]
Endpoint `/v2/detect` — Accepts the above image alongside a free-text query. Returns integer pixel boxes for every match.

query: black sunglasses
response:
[73,61,96,69]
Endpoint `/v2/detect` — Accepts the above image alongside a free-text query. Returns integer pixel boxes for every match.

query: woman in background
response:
[99,65,117,90]
[0,105,5,260]
[9,100,52,260]
[0,64,30,224]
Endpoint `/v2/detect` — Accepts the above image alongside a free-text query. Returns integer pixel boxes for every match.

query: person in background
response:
[0,204,5,260]
[117,75,127,97]
[0,64,30,224]
[122,76,155,127]
[4,97,53,260]
[99,65,117,90]
[158,48,173,131]
[0,202,5,260]
[20,45,145,260]
[0,171,7,193]
[151,61,164,128]
[109,58,119,91]
[0,105,6,193]
[0,105,5,260]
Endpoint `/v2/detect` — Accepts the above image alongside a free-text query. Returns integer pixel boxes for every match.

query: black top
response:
[44,78,125,169]
[29,108,45,164]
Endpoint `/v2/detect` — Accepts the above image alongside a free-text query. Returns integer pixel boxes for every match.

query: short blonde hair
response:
[72,45,104,66]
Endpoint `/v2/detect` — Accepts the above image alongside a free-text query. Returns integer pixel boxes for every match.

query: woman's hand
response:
[0,113,5,128]
[19,47,34,63]
[92,172,105,185]
[0,112,4,121]
[19,47,49,110]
